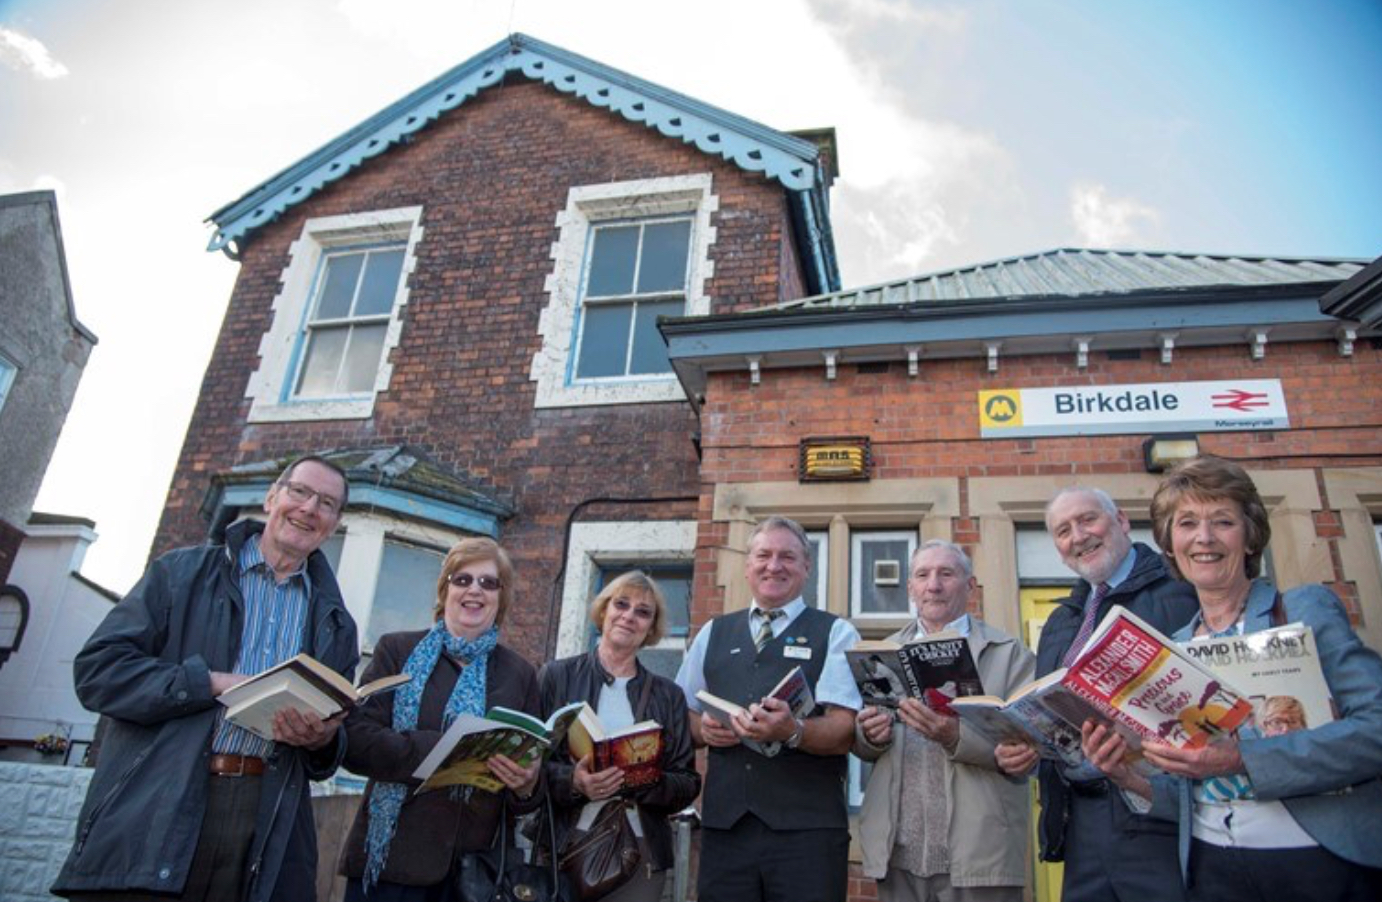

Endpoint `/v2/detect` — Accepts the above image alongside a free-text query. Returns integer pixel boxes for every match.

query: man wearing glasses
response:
[53,455,360,902]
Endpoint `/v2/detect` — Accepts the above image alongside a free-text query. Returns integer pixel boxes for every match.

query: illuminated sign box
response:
[799,436,871,482]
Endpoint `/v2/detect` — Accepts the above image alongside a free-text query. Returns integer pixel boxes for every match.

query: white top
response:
[597,676,635,730]
[675,596,863,712]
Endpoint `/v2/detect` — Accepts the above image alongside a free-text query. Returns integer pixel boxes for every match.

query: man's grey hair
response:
[910,539,973,580]
[747,516,811,560]
[1044,485,1119,530]
[278,453,350,508]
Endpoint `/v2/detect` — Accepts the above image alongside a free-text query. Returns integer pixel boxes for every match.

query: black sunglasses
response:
[448,572,502,592]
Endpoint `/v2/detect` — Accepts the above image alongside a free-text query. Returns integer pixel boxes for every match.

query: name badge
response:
[784,646,813,660]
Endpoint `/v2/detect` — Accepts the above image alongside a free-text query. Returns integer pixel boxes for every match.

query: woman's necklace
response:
[1201,586,1250,636]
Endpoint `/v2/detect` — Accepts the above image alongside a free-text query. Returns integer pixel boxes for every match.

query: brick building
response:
[663,249,1381,900]
[159,34,839,673]
[160,31,1381,901]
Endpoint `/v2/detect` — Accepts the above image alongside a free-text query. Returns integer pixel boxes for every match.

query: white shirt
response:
[676,596,863,712]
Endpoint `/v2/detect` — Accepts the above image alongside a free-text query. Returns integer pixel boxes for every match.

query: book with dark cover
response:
[696,665,815,757]
[847,631,985,714]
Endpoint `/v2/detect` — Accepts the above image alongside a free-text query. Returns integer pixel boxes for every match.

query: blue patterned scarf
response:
[363,621,498,891]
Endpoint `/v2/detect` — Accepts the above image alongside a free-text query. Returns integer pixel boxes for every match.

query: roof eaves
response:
[206,33,823,254]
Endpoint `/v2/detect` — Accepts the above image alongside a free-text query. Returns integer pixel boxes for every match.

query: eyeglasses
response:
[449,572,502,592]
[278,481,343,516]
[611,598,655,620]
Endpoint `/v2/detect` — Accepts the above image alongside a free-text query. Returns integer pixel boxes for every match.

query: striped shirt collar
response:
[238,532,312,595]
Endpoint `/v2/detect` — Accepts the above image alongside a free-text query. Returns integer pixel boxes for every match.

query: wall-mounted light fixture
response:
[1142,434,1200,473]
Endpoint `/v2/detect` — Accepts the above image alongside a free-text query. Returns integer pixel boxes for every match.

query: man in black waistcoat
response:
[676,516,862,902]
[995,487,1198,902]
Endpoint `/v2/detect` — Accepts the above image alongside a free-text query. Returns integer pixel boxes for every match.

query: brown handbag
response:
[556,673,655,900]
[557,798,642,901]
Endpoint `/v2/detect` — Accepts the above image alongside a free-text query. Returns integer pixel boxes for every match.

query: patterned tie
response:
[753,608,784,653]
[1062,582,1110,667]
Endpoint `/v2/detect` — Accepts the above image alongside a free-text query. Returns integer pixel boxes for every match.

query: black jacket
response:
[53,520,358,902]
[538,650,701,871]
[1034,542,1199,862]
[339,632,542,886]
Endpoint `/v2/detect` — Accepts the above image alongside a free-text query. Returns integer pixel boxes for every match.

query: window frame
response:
[849,529,919,621]
[245,207,424,423]
[531,175,718,409]
[0,352,16,416]
[290,242,408,400]
[571,215,694,384]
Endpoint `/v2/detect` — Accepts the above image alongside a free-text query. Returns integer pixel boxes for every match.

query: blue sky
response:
[2,0,1379,591]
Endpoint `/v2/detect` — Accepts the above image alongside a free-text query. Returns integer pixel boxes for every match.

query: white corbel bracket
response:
[1159,332,1178,365]
[905,345,922,377]
[985,341,1002,374]
[1247,328,1269,360]
[823,349,839,381]
[1073,336,1092,370]
[1336,325,1357,358]
[746,355,761,386]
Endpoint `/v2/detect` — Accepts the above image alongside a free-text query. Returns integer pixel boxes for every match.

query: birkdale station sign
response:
[978,379,1289,438]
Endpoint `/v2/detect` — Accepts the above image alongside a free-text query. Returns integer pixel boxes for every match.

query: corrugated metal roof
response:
[777,248,1367,311]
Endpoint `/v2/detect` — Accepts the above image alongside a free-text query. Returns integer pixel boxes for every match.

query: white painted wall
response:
[0,522,113,751]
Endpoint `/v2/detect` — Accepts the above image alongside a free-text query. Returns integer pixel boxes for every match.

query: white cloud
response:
[1070,182,1159,247]
[0,26,69,79]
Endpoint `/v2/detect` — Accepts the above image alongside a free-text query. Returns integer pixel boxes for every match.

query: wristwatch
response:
[785,716,806,750]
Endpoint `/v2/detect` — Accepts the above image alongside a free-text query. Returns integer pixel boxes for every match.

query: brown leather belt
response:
[209,753,265,777]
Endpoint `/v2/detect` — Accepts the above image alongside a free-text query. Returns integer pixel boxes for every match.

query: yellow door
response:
[1020,587,1070,902]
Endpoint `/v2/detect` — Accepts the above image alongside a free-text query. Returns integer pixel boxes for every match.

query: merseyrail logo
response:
[978,380,1288,438]
[979,391,1022,428]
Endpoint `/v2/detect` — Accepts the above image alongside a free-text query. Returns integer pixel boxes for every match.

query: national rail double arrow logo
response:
[1210,388,1271,412]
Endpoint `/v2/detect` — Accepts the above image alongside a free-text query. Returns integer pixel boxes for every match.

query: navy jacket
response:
[1034,542,1199,861]
[52,520,358,902]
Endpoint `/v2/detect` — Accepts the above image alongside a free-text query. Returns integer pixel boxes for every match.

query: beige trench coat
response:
[854,618,1036,887]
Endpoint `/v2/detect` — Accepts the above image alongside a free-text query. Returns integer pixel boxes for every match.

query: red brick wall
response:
[154,79,809,662]
[692,340,1382,625]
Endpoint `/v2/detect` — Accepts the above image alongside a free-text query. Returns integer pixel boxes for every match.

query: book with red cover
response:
[567,704,665,788]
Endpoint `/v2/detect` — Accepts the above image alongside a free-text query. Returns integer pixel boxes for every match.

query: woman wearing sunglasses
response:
[538,571,702,901]
[338,537,543,902]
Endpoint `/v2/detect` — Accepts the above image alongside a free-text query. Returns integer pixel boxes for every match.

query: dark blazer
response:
[338,630,541,887]
[1035,542,1199,861]
[538,649,701,872]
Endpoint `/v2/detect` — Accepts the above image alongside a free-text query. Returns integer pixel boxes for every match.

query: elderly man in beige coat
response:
[854,540,1035,902]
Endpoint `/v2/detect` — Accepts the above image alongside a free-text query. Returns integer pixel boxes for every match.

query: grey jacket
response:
[853,618,1035,886]
[52,519,359,902]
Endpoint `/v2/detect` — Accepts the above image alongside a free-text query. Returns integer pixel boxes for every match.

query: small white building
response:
[0,513,116,765]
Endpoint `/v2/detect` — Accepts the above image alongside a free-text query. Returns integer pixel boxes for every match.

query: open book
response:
[217,653,409,742]
[847,631,984,714]
[952,607,1253,768]
[696,665,814,757]
[413,701,585,794]
[567,703,665,788]
[1184,622,1335,733]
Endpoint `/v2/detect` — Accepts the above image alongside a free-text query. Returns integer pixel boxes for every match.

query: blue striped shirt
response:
[210,534,312,758]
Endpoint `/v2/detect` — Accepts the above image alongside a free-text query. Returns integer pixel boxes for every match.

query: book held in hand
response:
[566,703,665,788]
[217,653,409,742]
[1183,622,1335,733]
[951,607,1253,769]
[413,701,585,794]
[847,631,985,714]
[696,665,815,757]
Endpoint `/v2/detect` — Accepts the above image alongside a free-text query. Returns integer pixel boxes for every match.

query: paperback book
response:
[847,631,984,714]
[413,701,585,794]
[696,665,815,757]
